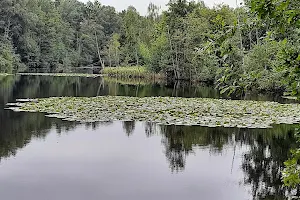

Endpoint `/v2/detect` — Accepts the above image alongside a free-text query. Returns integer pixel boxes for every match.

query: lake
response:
[0,75,297,200]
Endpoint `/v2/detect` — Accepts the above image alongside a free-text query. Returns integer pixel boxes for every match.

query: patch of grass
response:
[104,77,164,85]
[103,66,164,79]
[7,96,300,129]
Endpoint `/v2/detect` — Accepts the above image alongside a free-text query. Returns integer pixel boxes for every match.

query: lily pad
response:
[6,96,300,129]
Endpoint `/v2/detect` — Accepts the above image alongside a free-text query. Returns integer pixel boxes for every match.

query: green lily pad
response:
[6,96,300,129]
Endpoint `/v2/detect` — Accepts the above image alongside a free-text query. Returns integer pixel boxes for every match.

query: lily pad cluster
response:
[0,73,12,76]
[17,73,102,78]
[7,96,300,128]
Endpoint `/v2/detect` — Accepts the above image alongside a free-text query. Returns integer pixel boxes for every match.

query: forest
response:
[0,0,299,96]
[0,0,300,196]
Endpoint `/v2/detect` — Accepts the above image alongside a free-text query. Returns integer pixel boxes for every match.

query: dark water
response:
[0,75,297,200]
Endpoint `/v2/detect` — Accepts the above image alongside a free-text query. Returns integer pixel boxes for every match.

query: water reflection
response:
[0,75,299,199]
[0,75,291,106]
[154,124,298,199]
[122,121,136,137]
[0,117,297,199]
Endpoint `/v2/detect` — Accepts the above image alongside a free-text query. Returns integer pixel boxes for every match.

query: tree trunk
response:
[135,46,139,66]
[175,44,180,79]
[95,31,105,69]
[256,28,259,45]
[108,47,112,68]
[115,48,119,67]
[167,26,178,80]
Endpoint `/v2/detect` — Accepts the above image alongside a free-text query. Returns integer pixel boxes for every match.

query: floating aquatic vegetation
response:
[282,96,299,100]
[0,73,13,76]
[6,96,300,128]
[17,73,102,78]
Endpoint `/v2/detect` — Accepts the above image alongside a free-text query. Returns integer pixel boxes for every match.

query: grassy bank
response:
[103,66,164,79]
[104,77,164,85]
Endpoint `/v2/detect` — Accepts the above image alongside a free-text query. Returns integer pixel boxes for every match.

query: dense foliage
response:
[283,127,300,192]
[0,0,299,95]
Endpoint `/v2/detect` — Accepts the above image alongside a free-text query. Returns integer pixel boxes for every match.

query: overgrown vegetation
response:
[103,66,162,79]
[104,77,163,85]
[282,127,300,196]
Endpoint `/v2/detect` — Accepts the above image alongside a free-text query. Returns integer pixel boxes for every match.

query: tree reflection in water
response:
[0,75,299,199]
[122,121,136,137]
[144,123,299,199]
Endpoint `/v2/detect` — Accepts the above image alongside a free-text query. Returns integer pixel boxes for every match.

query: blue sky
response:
[79,0,239,14]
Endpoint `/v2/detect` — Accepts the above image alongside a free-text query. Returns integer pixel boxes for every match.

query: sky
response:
[79,0,240,14]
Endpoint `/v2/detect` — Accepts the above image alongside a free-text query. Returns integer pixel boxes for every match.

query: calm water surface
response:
[0,75,297,200]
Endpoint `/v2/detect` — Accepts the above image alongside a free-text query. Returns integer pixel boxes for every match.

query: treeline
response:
[0,0,122,72]
[0,0,299,95]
